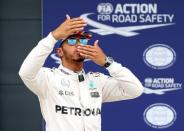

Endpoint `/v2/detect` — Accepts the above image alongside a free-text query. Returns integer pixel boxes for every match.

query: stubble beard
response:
[73,53,85,62]
[75,57,85,62]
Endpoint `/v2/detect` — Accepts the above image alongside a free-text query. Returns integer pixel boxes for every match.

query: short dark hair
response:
[58,39,67,48]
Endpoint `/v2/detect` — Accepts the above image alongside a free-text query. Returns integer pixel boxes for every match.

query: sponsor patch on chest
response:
[90,91,100,98]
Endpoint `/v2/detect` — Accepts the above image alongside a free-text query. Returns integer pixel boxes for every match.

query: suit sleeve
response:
[18,33,57,98]
[101,62,144,103]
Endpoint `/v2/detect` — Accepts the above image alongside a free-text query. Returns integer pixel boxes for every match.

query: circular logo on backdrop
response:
[143,103,177,129]
[143,44,176,69]
[97,3,114,14]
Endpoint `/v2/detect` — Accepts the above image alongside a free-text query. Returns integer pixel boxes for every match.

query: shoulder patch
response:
[89,72,101,77]
[50,67,58,72]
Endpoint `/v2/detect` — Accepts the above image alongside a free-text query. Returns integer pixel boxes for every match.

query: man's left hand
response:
[77,40,106,66]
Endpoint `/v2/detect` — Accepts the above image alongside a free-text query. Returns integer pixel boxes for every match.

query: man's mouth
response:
[75,50,85,58]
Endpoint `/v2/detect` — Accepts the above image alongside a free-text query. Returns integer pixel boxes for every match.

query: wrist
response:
[103,56,114,68]
[52,29,61,40]
[100,56,106,66]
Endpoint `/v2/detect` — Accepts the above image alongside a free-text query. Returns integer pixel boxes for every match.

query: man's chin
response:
[73,53,85,62]
[75,57,85,62]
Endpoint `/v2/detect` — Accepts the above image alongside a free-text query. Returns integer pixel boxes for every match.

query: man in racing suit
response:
[19,15,143,131]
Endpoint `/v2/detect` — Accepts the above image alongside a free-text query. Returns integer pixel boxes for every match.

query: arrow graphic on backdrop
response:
[81,13,175,37]
[143,87,181,95]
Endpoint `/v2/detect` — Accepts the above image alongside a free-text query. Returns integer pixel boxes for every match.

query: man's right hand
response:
[52,14,87,40]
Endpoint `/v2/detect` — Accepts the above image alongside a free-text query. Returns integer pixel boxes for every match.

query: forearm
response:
[106,62,144,98]
[19,33,57,79]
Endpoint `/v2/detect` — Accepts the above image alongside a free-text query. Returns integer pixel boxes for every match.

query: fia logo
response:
[97,3,113,14]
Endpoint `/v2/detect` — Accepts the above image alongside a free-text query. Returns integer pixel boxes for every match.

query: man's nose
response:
[76,40,81,46]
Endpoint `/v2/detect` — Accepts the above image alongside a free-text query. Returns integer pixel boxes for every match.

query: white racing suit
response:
[19,33,143,131]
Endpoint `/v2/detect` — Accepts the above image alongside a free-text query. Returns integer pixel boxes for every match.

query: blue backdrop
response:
[42,0,184,130]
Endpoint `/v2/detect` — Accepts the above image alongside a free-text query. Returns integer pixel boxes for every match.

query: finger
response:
[94,40,99,47]
[77,48,96,55]
[66,14,71,20]
[69,24,87,29]
[77,46,96,53]
[78,49,95,56]
[70,20,87,25]
[69,27,84,34]
[79,52,94,59]
[79,53,87,58]
[71,17,84,22]
[79,44,95,49]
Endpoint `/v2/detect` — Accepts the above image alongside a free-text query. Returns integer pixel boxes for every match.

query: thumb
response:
[94,40,99,47]
[66,14,71,20]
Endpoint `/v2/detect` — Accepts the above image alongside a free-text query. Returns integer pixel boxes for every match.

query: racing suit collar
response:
[58,64,86,81]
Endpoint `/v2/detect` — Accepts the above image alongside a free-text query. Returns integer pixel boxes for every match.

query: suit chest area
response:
[47,74,102,108]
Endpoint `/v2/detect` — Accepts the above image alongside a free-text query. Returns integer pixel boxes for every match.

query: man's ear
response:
[57,47,63,58]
